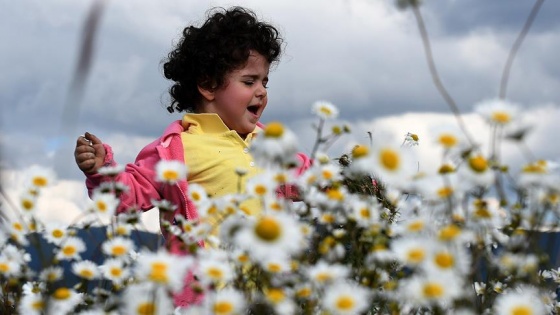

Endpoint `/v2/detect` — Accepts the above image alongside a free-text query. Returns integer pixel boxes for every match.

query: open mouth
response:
[247,105,260,115]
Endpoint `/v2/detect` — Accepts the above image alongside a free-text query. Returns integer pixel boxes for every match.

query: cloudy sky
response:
[2,0,559,230]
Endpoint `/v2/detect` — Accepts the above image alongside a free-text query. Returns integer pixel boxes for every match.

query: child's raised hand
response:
[74,132,107,174]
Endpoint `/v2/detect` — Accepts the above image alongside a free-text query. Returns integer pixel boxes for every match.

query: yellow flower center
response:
[264,122,284,138]
[410,133,419,141]
[267,263,282,273]
[274,174,287,183]
[492,111,511,124]
[327,189,344,201]
[137,302,156,315]
[13,222,23,231]
[407,249,425,263]
[111,245,127,256]
[320,106,333,116]
[266,288,285,303]
[116,226,128,235]
[438,225,461,241]
[149,262,168,283]
[96,200,107,212]
[32,300,44,310]
[62,246,76,256]
[21,199,34,211]
[316,272,332,282]
[437,186,454,198]
[332,125,342,135]
[438,134,457,148]
[33,176,48,187]
[0,263,9,272]
[379,148,400,171]
[110,267,122,277]
[322,170,334,180]
[475,207,492,219]
[254,185,267,196]
[434,252,454,268]
[359,208,370,219]
[162,170,179,181]
[191,191,201,201]
[79,269,95,279]
[52,230,64,238]
[352,145,369,159]
[336,295,355,311]
[423,283,444,298]
[438,164,455,174]
[254,217,281,242]
[511,306,532,315]
[468,155,488,173]
[207,267,223,280]
[408,221,424,232]
[214,301,234,314]
[53,287,71,300]
[321,214,336,224]
[296,287,312,298]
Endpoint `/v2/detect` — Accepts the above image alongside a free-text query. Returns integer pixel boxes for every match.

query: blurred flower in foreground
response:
[322,281,370,315]
[204,287,246,315]
[493,286,546,315]
[155,160,188,184]
[312,100,339,120]
[475,98,520,127]
[134,250,193,293]
[24,165,56,189]
[121,282,174,315]
[251,121,298,168]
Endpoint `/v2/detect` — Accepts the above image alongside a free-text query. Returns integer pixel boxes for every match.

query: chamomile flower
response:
[48,287,83,314]
[458,153,495,188]
[56,236,86,261]
[91,192,119,217]
[392,236,435,266]
[43,223,70,245]
[72,260,99,280]
[24,164,56,189]
[155,160,188,184]
[39,266,63,282]
[0,254,22,277]
[4,219,29,246]
[196,257,234,286]
[402,273,463,307]
[424,244,471,275]
[101,236,135,259]
[100,258,130,286]
[404,132,420,146]
[235,212,304,260]
[322,281,370,315]
[312,100,339,120]
[121,282,174,315]
[97,164,125,177]
[186,183,209,205]
[493,286,546,315]
[18,292,44,315]
[306,261,350,286]
[348,198,380,227]
[246,172,277,198]
[134,250,193,292]
[475,98,520,127]
[205,288,246,315]
[250,122,299,168]
[430,124,467,153]
[19,192,38,214]
[260,254,291,274]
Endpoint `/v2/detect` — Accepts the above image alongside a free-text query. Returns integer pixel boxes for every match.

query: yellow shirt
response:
[181,114,262,227]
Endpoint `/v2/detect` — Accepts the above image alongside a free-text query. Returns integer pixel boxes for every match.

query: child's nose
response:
[256,84,267,98]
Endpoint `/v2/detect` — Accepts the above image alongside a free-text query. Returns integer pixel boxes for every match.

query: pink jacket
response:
[85,120,311,305]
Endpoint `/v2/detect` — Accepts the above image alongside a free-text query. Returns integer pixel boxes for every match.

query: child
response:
[74,6,310,306]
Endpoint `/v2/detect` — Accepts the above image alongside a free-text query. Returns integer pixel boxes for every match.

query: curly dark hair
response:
[163,7,283,113]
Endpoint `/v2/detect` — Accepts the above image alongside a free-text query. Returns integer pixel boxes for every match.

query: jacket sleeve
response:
[85,140,163,214]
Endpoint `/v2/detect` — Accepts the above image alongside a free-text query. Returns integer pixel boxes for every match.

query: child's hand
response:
[74,132,107,174]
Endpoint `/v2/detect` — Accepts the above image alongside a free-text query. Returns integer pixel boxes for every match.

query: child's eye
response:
[243,81,254,86]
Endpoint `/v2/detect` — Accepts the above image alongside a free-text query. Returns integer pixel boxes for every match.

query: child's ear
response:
[197,85,215,102]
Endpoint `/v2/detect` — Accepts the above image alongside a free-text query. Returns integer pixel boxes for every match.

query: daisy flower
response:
[97,164,125,177]
[43,222,69,245]
[474,98,520,127]
[424,244,471,276]
[391,236,435,266]
[403,132,420,146]
[430,124,467,153]
[18,292,44,315]
[458,153,495,189]
[56,236,86,261]
[19,192,38,215]
[321,281,370,315]
[155,160,188,184]
[196,257,234,286]
[0,254,22,277]
[48,287,83,314]
[72,260,99,280]
[306,260,350,286]
[24,164,56,189]
[234,212,304,260]
[401,273,463,307]
[245,172,278,199]
[205,288,246,315]
[101,236,135,259]
[121,282,174,315]
[134,250,193,293]
[100,258,130,286]
[186,183,209,205]
[4,219,29,246]
[493,285,546,315]
[250,122,299,168]
[90,191,120,217]
[39,266,63,283]
[260,254,292,274]
[312,100,339,120]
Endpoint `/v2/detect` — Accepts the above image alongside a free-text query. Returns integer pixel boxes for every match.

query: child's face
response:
[200,51,270,138]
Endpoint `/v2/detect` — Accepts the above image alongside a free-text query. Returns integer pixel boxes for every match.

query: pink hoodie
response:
[84,120,311,305]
